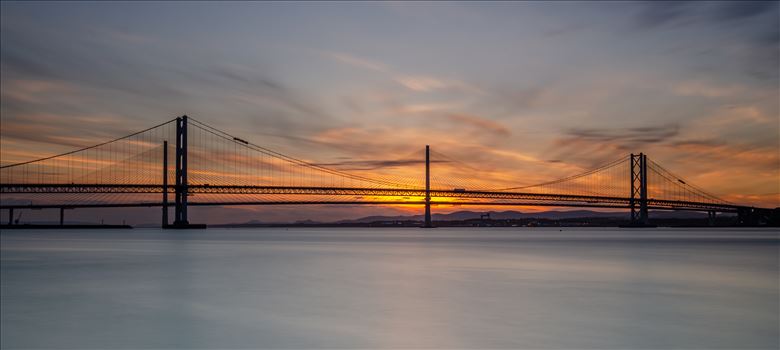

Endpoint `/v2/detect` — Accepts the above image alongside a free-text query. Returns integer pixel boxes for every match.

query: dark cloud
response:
[634,1,777,29]
[546,124,681,166]
[0,46,57,80]
[1,26,183,100]
[542,23,590,38]
[631,1,779,81]
[563,124,680,145]
[0,16,335,156]
[314,159,447,171]
[0,114,151,149]
[668,139,727,147]
[712,1,778,22]
[745,24,780,81]
[210,65,331,121]
[213,67,285,91]
[634,1,696,29]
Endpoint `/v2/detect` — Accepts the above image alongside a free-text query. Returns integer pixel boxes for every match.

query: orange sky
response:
[1,2,778,223]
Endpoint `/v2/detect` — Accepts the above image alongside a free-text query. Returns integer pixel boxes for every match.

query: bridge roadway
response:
[0,184,744,213]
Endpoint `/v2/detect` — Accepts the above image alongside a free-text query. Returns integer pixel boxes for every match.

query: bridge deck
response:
[1,184,745,212]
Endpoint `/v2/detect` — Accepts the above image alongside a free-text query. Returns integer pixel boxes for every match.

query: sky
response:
[1,1,778,224]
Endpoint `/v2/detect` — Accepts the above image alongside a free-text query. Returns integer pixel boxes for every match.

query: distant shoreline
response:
[208,217,741,228]
[1,224,132,229]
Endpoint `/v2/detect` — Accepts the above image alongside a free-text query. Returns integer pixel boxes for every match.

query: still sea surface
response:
[1,228,778,349]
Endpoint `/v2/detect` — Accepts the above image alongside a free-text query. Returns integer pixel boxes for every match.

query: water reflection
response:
[2,228,778,349]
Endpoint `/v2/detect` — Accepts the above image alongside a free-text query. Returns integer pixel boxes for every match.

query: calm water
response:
[1,228,778,349]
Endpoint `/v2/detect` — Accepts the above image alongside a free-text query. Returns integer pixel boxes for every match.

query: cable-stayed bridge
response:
[1,116,775,227]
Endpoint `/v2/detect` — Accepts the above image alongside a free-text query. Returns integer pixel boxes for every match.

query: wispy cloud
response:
[325,51,483,95]
[445,114,510,137]
[395,102,461,114]
[633,1,777,29]
[561,124,680,146]
[314,159,425,171]
[325,52,389,72]
[672,80,744,98]
[2,79,80,103]
[394,75,482,93]
[546,124,682,166]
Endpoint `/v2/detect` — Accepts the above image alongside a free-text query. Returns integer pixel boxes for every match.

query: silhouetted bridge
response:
[2,116,776,227]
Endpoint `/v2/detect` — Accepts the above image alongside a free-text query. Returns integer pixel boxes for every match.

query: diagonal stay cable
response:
[495,155,628,191]
[188,118,417,189]
[1,118,178,169]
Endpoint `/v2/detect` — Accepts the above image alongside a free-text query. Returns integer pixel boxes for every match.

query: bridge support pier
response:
[423,145,433,228]
[8,208,13,225]
[737,207,756,226]
[59,207,64,226]
[708,211,716,227]
[737,207,779,227]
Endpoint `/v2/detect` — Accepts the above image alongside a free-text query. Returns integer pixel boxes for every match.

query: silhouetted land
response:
[211,210,759,228]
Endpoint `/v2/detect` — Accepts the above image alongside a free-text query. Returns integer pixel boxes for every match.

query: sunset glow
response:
[1,1,778,224]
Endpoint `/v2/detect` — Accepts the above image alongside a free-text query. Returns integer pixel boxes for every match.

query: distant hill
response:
[335,210,623,223]
[216,209,711,226]
[278,210,707,224]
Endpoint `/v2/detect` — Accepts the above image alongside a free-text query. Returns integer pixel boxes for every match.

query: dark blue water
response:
[2,228,778,349]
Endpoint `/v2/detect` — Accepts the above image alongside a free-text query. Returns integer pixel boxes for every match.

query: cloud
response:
[687,105,776,135]
[102,29,157,45]
[0,46,57,80]
[2,79,81,104]
[744,24,780,81]
[672,80,744,98]
[634,1,697,29]
[630,1,778,81]
[394,75,481,93]
[445,114,511,137]
[325,52,389,72]
[711,1,778,22]
[668,139,726,148]
[313,159,427,171]
[634,1,777,29]
[562,124,680,145]
[714,105,774,125]
[542,23,590,38]
[196,63,337,136]
[545,124,681,167]
[396,102,461,114]
[324,51,482,95]
[487,149,542,164]
[489,85,553,112]
[308,127,423,157]
[1,28,184,100]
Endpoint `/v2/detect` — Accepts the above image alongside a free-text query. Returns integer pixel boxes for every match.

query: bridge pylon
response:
[162,140,169,228]
[423,145,433,228]
[168,115,205,229]
[628,153,653,227]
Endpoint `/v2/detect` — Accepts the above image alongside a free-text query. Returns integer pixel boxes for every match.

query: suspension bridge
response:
[1,116,775,228]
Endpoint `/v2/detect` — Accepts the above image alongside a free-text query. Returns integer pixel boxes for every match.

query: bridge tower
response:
[167,115,205,229]
[162,140,169,228]
[173,116,188,226]
[629,153,650,226]
[423,145,433,228]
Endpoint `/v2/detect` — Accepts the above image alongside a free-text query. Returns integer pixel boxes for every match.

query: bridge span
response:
[2,116,775,227]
